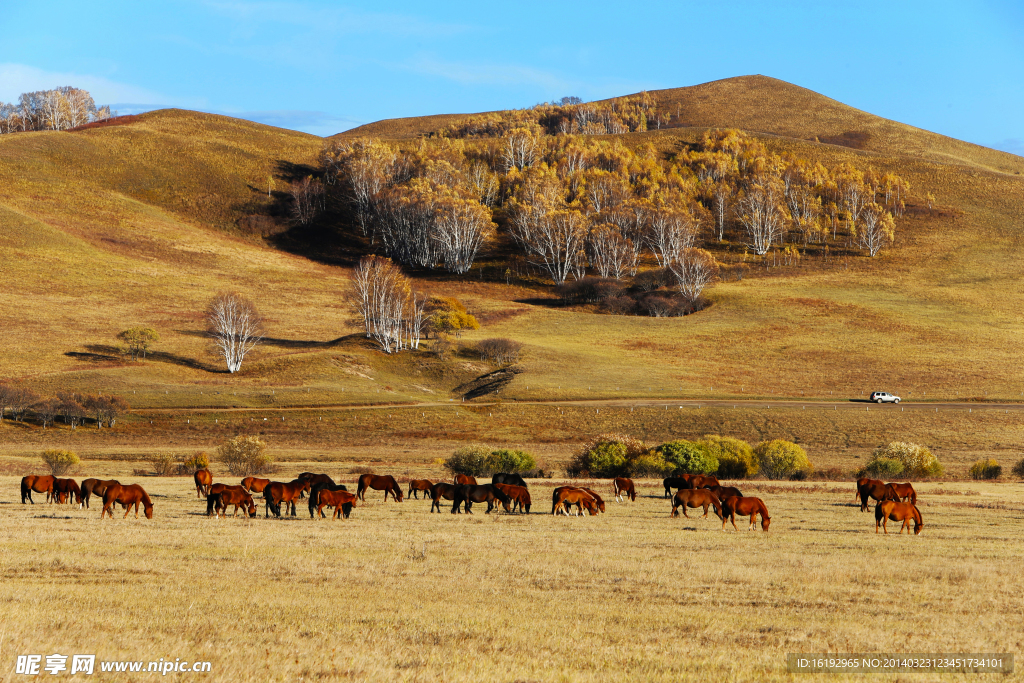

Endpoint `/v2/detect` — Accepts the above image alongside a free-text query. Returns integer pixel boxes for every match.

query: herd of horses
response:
[17,470,924,534]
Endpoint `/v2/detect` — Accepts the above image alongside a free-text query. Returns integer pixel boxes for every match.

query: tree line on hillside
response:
[306,121,913,317]
[0,384,128,429]
[0,87,113,134]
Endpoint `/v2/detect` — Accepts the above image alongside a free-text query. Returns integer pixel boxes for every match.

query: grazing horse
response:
[875,500,923,535]
[885,482,917,504]
[576,487,606,513]
[671,489,723,520]
[407,479,434,500]
[692,475,721,489]
[858,478,896,512]
[241,477,271,494]
[430,483,458,513]
[663,474,694,498]
[296,472,335,498]
[52,478,82,506]
[706,484,743,501]
[492,473,528,488]
[452,484,510,514]
[208,488,256,518]
[721,496,770,531]
[613,477,636,502]
[80,479,119,509]
[101,484,154,519]
[264,480,311,517]
[357,474,404,503]
[194,469,213,498]
[314,489,358,520]
[308,482,350,519]
[552,487,599,516]
[494,483,531,513]
[21,475,55,504]
[453,474,477,486]
[206,484,249,515]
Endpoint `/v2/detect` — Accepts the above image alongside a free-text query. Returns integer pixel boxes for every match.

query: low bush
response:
[869,442,943,478]
[477,338,524,366]
[565,434,652,478]
[969,458,1002,480]
[444,446,537,477]
[1012,458,1024,479]
[217,435,273,477]
[41,449,79,476]
[864,457,904,479]
[180,451,209,474]
[150,454,176,476]
[656,440,718,474]
[485,448,536,474]
[754,440,812,480]
[444,445,490,477]
[698,435,757,479]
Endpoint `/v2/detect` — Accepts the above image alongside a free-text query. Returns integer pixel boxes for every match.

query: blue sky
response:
[1,1,1021,153]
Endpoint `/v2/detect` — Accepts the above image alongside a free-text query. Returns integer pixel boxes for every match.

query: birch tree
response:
[586,224,635,279]
[854,203,896,257]
[511,207,587,284]
[645,206,698,266]
[432,197,494,274]
[207,293,264,373]
[736,175,788,255]
[351,255,424,353]
[669,248,719,303]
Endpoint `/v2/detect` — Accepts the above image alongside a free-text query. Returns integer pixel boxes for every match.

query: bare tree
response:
[1,386,38,422]
[207,293,264,373]
[56,392,85,429]
[736,175,788,255]
[587,224,636,279]
[645,207,698,267]
[709,180,733,241]
[35,398,58,428]
[500,128,538,171]
[351,255,414,354]
[855,203,896,257]
[511,207,588,285]
[669,248,719,303]
[289,176,325,225]
[432,197,493,274]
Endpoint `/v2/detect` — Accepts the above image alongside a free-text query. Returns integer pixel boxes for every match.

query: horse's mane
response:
[140,489,153,509]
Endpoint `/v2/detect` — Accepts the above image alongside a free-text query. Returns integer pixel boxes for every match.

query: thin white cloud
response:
[0,63,169,105]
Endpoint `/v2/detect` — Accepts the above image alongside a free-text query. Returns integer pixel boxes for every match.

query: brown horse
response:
[407,479,434,500]
[194,469,212,497]
[721,496,770,531]
[452,484,510,514]
[494,483,532,513]
[80,479,119,509]
[692,475,721,489]
[206,484,249,516]
[706,484,743,501]
[241,477,271,493]
[21,475,55,504]
[357,474,404,502]
[453,474,477,486]
[885,482,917,504]
[296,472,334,497]
[101,484,154,519]
[576,487,606,513]
[315,489,359,520]
[613,477,636,502]
[671,489,723,519]
[209,488,256,518]
[552,487,599,516]
[875,500,923,535]
[662,474,694,498]
[430,483,458,513]
[52,478,82,506]
[858,478,897,511]
[264,480,311,517]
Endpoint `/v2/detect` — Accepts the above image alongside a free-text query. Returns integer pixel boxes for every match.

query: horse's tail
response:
[308,486,321,518]
[206,493,219,516]
[909,487,917,505]
[20,478,29,504]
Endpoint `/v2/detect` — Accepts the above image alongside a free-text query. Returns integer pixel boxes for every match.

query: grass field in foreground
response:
[1,473,1021,682]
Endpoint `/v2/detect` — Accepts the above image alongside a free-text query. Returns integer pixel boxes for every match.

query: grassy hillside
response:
[2,77,1024,468]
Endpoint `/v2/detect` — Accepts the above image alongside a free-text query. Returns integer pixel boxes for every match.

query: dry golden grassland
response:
[2,470,1022,682]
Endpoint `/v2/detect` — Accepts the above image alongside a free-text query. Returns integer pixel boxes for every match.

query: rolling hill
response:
[1,76,1023,460]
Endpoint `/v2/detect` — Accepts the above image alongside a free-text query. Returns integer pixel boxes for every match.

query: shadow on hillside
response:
[262,335,351,349]
[70,344,226,374]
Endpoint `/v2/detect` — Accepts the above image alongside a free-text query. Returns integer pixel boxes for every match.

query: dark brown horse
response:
[706,484,743,501]
[857,478,896,511]
[493,483,531,513]
[663,474,694,498]
[209,488,256,518]
[241,477,271,493]
[357,474,404,502]
[194,469,212,497]
[407,479,434,500]
[721,496,770,531]
[552,487,599,516]
[453,474,478,486]
[430,483,458,513]
[264,480,311,517]
[21,475,55,504]
[875,500,923,535]
[885,482,917,504]
[613,477,636,502]
[314,489,359,520]
[296,472,335,498]
[206,484,249,515]
[52,478,82,506]
[307,482,350,518]
[671,489,723,519]
[452,484,510,514]
[101,484,154,519]
[692,475,721,489]
[80,479,119,509]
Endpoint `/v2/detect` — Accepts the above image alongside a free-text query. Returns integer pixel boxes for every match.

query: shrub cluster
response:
[444,445,536,477]
[217,436,274,477]
[180,452,210,474]
[656,440,718,474]
[41,449,80,476]
[1012,458,1024,479]
[697,435,758,478]
[865,442,943,478]
[753,440,813,480]
[969,458,1002,480]
[477,338,523,366]
[149,454,176,476]
[565,434,657,478]
[555,276,707,318]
